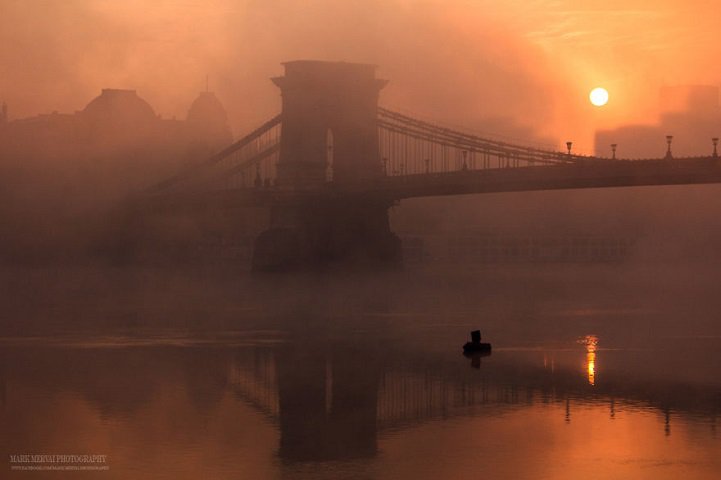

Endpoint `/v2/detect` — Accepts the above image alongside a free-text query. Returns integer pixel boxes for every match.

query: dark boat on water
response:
[463,330,492,353]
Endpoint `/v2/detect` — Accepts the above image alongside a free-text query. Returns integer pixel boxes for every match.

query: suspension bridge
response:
[141,60,721,271]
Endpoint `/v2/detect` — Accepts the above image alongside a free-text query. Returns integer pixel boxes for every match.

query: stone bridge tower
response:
[252,61,401,271]
[273,60,387,185]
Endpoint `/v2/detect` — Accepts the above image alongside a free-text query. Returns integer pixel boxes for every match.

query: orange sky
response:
[1,0,719,153]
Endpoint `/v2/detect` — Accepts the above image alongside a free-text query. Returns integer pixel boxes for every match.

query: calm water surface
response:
[1,264,720,479]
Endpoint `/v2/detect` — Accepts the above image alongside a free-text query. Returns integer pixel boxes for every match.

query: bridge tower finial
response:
[712,137,719,158]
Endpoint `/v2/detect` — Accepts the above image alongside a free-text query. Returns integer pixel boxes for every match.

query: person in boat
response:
[464,330,491,353]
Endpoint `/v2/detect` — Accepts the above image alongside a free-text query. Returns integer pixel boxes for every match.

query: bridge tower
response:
[273,60,387,185]
[252,61,401,271]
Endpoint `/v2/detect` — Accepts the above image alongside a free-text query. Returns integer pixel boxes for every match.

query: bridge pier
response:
[252,195,401,271]
[252,60,402,271]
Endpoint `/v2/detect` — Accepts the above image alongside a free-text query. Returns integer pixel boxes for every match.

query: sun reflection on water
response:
[580,335,598,386]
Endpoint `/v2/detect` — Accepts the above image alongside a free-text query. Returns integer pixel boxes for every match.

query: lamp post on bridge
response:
[665,135,674,159]
[713,138,719,158]
[611,144,617,160]
[566,141,573,156]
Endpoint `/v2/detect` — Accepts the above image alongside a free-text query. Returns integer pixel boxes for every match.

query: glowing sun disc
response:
[590,87,609,107]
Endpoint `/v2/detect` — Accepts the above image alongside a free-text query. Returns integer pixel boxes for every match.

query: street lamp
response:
[665,135,673,159]
[611,144,617,160]
[566,141,573,155]
[713,138,719,158]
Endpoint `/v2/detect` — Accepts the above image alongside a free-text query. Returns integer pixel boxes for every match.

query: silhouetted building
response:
[596,85,721,158]
[0,88,233,183]
[187,91,233,153]
[0,88,235,263]
[660,85,719,115]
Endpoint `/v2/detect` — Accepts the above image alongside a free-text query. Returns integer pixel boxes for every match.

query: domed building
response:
[82,89,157,123]
[0,87,239,261]
[76,89,161,147]
[0,87,236,197]
[185,91,233,156]
[188,91,228,124]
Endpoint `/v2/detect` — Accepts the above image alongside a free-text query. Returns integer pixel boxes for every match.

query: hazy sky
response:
[2,0,719,152]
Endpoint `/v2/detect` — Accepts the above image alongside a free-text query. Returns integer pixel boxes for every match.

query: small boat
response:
[462,330,492,353]
[463,342,492,353]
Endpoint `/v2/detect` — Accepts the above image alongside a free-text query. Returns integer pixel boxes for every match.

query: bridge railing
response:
[377,107,594,177]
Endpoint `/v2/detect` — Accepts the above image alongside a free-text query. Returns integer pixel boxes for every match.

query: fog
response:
[4,1,720,143]
[1,1,560,142]
[1,0,721,266]
[3,5,721,477]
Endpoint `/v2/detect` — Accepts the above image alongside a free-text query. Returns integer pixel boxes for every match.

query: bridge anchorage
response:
[147,60,721,272]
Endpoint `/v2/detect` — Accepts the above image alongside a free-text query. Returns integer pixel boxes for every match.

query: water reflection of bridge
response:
[230,347,529,434]
[1,341,718,464]
[229,344,720,461]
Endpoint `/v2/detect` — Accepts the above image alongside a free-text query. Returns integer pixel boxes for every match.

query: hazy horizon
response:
[3,0,720,153]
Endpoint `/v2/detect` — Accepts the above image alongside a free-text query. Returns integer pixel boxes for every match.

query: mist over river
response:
[1,263,720,479]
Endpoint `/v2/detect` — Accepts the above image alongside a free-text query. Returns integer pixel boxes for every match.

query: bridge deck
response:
[357,156,721,200]
[140,156,721,211]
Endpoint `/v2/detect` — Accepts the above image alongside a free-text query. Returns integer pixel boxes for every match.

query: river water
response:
[1,263,720,479]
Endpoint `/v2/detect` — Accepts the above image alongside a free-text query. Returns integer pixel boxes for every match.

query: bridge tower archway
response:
[272,61,387,187]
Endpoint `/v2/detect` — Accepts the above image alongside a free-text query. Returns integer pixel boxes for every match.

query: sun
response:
[589,87,609,107]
